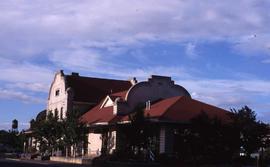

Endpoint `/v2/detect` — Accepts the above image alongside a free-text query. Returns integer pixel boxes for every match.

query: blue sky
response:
[1,0,270,130]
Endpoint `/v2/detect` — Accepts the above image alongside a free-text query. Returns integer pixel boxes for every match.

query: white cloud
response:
[0,57,53,95]
[232,34,270,56]
[0,88,44,103]
[0,60,53,84]
[262,59,270,63]
[185,42,198,59]
[1,0,270,59]
[0,0,270,118]
[127,66,192,79]
[89,65,192,80]
[180,78,270,123]
[49,48,102,71]
[178,79,270,111]
[0,58,51,102]
[5,83,49,93]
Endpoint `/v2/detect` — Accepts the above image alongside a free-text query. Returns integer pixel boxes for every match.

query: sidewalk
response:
[3,158,91,167]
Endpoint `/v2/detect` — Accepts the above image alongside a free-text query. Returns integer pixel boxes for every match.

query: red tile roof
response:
[65,75,132,103]
[109,90,128,101]
[145,96,230,122]
[81,96,231,125]
[80,99,121,124]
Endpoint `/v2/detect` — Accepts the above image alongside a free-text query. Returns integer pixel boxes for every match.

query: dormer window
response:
[55,89,60,96]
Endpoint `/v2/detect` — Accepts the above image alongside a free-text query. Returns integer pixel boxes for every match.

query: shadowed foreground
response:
[0,158,91,167]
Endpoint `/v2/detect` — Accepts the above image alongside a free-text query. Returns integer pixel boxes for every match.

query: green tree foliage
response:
[31,112,63,154]
[116,105,158,159]
[62,110,88,157]
[175,111,239,164]
[127,105,147,150]
[0,119,24,153]
[0,130,24,153]
[30,110,88,156]
[231,106,270,157]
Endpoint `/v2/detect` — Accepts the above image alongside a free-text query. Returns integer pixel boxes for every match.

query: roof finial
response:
[130,77,137,85]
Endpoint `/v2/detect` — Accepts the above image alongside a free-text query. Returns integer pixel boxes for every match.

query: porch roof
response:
[80,99,122,124]
[144,96,231,122]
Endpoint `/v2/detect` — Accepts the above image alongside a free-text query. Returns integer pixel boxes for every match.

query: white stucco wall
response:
[88,133,102,156]
[47,71,68,119]
[87,131,117,156]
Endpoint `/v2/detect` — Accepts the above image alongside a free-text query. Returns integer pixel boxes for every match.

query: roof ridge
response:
[65,74,132,103]
[66,75,130,82]
[111,89,128,93]
[189,98,229,112]
[111,90,128,96]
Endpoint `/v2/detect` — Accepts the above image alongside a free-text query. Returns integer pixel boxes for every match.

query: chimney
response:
[145,100,151,110]
[71,72,79,76]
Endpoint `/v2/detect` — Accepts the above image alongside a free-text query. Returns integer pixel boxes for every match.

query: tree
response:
[62,110,88,157]
[175,111,239,164]
[31,112,63,154]
[30,110,88,157]
[0,130,24,153]
[117,105,158,159]
[231,106,269,157]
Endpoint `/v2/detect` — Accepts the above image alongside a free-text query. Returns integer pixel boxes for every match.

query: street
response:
[0,158,91,167]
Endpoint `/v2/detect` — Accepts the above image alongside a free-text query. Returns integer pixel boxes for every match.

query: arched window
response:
[60,107,63,120]
[55,89,60,96]
[54,108,59,118]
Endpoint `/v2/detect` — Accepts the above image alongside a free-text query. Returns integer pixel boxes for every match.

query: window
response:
[54,109,58,118]
[60,107,63,120]
[48,110,52,117]
[55,89,60,96]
